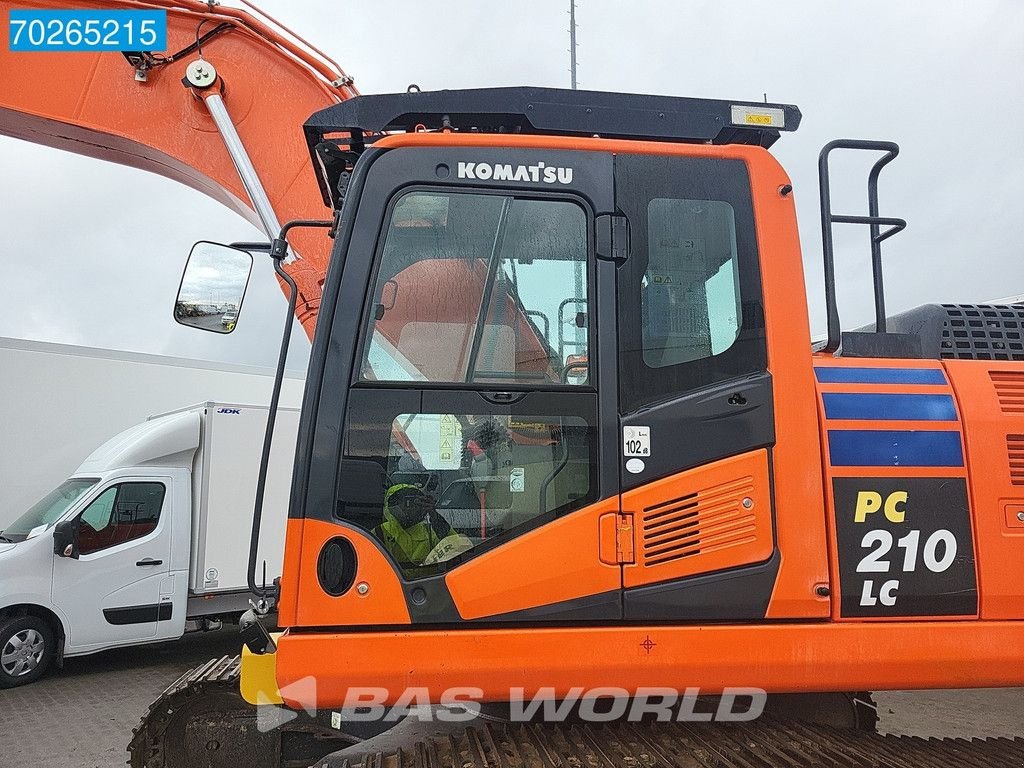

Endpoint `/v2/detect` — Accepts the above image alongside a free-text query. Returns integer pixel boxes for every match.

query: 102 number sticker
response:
[623,425,651,458]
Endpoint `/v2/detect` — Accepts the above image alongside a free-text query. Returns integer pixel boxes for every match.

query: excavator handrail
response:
[817,139,907,354]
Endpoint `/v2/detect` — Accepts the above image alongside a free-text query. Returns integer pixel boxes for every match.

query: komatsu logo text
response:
[457,161,574,185]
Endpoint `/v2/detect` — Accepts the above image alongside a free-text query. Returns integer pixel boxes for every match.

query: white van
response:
[0,402,296,687]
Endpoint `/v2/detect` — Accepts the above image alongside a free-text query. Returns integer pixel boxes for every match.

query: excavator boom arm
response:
[0,0,356,334]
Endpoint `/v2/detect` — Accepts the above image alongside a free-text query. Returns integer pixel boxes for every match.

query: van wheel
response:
[0,615,55,688]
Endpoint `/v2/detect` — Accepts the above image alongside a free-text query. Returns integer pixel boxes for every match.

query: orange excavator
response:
[4,4,1024,767]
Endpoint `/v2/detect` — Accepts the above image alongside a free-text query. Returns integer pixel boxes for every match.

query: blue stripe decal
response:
[814,367,947,385]
[828,430,964,467]
[822,393,958,421]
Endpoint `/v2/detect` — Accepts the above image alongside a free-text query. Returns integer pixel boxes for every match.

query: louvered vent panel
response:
[640,476,756,566]
[1008,435,1024,486]
[991,371,1024,414]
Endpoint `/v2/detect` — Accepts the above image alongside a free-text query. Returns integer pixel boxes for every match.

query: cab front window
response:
[340,187,599,579]
[339,409,595,579]
[360,191,589,387]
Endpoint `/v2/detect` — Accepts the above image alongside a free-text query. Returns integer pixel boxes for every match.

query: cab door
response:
[293,145,622,625]
[614,152,780,621]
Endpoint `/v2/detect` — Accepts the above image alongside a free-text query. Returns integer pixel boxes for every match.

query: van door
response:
[51,478,176,651]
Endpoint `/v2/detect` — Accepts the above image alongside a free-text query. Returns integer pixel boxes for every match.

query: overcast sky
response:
[2,0,1023,372]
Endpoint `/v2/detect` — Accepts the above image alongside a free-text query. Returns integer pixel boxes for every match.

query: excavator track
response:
[128,655,355,768]
[130,658,1022,768]
[333,721,1024,768]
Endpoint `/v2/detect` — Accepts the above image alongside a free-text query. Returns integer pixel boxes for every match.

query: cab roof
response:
[304,86,801,207]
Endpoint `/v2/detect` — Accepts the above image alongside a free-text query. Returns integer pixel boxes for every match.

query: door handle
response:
[478,391,526,405]
[136,558,163,567]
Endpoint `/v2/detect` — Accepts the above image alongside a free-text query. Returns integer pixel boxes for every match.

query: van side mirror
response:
[53,519,79,559]
[173,241,254,334]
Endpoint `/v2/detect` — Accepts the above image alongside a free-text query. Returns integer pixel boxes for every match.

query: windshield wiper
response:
[0,534,13,543]
[465,198,513,383]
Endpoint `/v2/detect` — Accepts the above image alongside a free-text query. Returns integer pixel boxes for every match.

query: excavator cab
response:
[246,88,843,708]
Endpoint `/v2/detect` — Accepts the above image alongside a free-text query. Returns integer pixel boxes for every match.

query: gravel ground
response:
[875,688,1024,739]
[0,626,241,768]
[0,626,1020,767]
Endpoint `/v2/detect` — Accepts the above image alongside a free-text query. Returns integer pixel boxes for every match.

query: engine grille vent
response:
[940,304,1024,361]
[991,371,1024,414]
[1008,435,1024,486]
[640,476,756,566]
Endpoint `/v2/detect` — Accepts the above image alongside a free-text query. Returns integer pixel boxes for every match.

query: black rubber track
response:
[335,721,1024,768]
[128,655,356,768]
[130,657,1024,768]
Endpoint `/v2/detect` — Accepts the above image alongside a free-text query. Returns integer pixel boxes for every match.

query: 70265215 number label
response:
[8,10,167,52]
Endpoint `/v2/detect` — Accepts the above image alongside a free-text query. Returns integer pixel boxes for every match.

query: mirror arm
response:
[248,219,333,613]
[269,237,289,262]
[269,218,335,260]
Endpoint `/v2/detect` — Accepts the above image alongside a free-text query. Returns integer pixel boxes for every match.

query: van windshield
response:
[1,479,98,542]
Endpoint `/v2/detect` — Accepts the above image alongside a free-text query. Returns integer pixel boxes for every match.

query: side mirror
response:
[53,519,79,559]
[173,241,254,334]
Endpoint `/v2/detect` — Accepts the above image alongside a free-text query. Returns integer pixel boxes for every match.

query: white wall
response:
[0,337,305,529]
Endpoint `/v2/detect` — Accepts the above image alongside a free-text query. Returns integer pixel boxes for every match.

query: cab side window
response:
[643,198,742,368]
[617,154,765,413]
[78,482,165,555]
[80,487,116,532]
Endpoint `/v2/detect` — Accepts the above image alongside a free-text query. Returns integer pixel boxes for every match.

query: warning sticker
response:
[623,426,651,457]
[510,467,525,492]
[437,414,459,467]
[398,413,462,470]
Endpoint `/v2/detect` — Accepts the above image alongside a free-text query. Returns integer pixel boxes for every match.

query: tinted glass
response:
[616,155,765,412]
[360,191,590,386]
[643,199,742,367]
[80,486,117,532]
[79,482,165,555]
[337,404,596,579]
